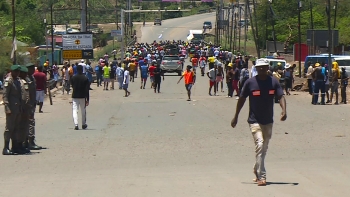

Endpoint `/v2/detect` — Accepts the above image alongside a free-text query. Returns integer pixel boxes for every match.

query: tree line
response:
[253,0,350,50]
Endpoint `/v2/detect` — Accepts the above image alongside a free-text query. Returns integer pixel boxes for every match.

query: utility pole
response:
[116,0,119,29]
[248,0,259,58]
[229,3,234,52]
[244,1,248,54]
[268,0,277,54]
[238,5,241,52]
[128,0,131,35]
[298,1,302,78]
[234,11,237,53]
[326,0,332,79]
[121,9,125,60]
[50,3,54,65]
[252,0,260,58]
[11,0,16,64]
[333,0,338,28]
[310,0,314,54]
[81,0,87,32]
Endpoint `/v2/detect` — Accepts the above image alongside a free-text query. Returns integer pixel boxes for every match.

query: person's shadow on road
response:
[241,181,299,186]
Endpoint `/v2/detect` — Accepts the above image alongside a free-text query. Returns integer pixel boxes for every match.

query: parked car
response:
[154,18,162,26]
[160,55,183,76]
[203,21,212,29]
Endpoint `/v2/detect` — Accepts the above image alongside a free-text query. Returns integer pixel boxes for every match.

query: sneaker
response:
[74,125,79,130]
[82,124,88,129]
[235,97,239,100]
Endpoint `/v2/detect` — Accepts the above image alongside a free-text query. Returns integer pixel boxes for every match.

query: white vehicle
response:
[260,58,287,69]
[334,56,350,76]
[187,30,204,43]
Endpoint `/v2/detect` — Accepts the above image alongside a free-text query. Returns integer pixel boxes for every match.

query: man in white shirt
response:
[207,64,217,96]
[123,67,131,97]
[306,63,315,95]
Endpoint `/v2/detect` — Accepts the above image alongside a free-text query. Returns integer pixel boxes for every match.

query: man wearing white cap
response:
[231,58,287,186]
[78,59,86,74]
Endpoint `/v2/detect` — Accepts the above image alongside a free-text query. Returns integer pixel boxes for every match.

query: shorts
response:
[141,77,148,81]
[325,84,330,92]
[185,84,193,91]
[36,90,44,102]
[331,81,339,93]
[123,83,129,89]
[216,76,223,82]
[54,73,59,81]
[103,78,110,83]
[209,80,215,87]
[150,76,155,83]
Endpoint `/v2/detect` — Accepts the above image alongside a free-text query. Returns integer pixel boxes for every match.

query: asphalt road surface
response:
[1,15,350,197]
[140,12,215,42]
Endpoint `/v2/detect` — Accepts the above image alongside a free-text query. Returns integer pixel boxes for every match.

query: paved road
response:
[1,15,350,197]
[140,12,215,42]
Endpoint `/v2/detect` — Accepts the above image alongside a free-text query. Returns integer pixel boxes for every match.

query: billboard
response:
[62,34,93,50]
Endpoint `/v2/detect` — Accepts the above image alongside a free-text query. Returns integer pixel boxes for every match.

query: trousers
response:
[227,81,233,97]
[4,113,21,141]
[314,80,326,104]
[117,77,123,89]
[72,98,86,126]
[250,123,273,180]
[18,112,29,142]
[233,80,239,95]
[154,80,161,92]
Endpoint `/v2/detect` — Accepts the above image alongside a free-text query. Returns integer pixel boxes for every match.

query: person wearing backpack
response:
[239,64,250,94]
[116,63,124,90]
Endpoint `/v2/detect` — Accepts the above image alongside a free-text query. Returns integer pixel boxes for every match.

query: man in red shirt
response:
[33,66,47,113]
[191,56,198,74]
[199,55,206,76]
[148,61,157,89]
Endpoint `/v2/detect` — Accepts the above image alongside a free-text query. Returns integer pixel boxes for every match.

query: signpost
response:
[62,33,93,60]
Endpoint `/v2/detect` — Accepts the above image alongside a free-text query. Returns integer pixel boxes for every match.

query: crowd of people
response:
[306,61,349,105]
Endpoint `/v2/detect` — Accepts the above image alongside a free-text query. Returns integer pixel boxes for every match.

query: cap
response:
[20,66,28,73]
[277,62,282,66]
[10,65,21,71]
[187,65,192,69]
[315,63,321,67]
[81,59,85,62]
[25,63,35,67]
[255,59,269,67]
[285,63,291,69]
[228,63,233,67]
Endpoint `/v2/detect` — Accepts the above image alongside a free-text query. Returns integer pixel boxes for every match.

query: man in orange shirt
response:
[177,65,196,101]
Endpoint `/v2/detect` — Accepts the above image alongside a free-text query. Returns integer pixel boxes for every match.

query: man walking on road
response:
[71,65,90,130]
[153,64,164,93]
[102,62,110,91]
[177,65,196,101]
[231,59,287,186]
[123,67,131,97]
[33,66,46,113]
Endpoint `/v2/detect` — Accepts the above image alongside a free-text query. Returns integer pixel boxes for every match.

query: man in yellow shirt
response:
[102,62,110,90]
[128,60,136,82]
